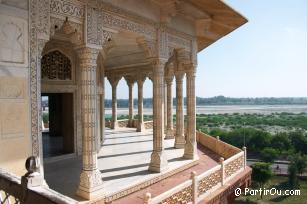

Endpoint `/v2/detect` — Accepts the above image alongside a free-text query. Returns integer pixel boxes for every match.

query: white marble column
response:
[164,82,167,134]
[76,47,103,199]
[149,59,168,172]
[184,68,198,159]
[175,72,185,148]
[137,76,146,132]
[127,82,134,127]
[108,76,120,129]
[165,76,174,139]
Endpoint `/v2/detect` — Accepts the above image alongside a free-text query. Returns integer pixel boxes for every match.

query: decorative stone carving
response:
[184,67,198,159]
[168,34,191,50]
[158,26,169,60]
[102,12,155,39]
[198,170,222,195]
[41,50,72,80]
[37,0,51,40]
[50,17,83,43]
[225,156,244,178]
[76,47,104,199]
[174,72,185,148]
[0,77,25,99]
[0,14,28,66]
[161,186,192,204]
[86,6,103,46]
[137,37,156,59]
[29,0,50,159]
[0,102,26,139]
[149,59,168,172]
[50,0,85,20]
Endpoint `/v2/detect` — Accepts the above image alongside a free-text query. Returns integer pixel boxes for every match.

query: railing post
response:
[144,192,152,204]
[216,136,220,155]
[21,156,46,203]
[220,157,225,185]
[243,146,247,169]
[191,171,198,204]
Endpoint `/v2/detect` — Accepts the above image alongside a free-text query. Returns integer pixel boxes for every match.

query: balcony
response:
[0,125,251,204]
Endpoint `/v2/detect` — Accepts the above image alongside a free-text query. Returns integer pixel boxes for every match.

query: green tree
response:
[289,154,307,175]
[288,161,299,189]
[260,148,278,163]
[289,131,307,154]
[271,132,291,153]
[251,162,273,199]
[249,131,272,152]
[42,112,49,123]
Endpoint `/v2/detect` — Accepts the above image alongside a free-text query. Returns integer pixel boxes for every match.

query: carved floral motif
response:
[50,0,85,19]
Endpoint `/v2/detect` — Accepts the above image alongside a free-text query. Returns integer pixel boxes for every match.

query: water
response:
[105,105,307,116]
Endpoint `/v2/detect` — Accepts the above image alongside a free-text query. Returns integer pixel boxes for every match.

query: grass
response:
[235,176,307,204]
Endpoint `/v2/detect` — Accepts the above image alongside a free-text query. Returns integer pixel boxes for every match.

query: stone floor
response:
[44,128,210,201]
[113,144,221,204]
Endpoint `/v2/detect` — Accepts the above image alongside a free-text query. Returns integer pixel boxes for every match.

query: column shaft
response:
[165,78,174,139]
[111,83,118,129]
[128,83,134,127]
[164,83,167,134]
[175,73,185,148]
[184,70,198,159]
[137,79,145,132]
[149,60,168,172]
[76,47,103,199]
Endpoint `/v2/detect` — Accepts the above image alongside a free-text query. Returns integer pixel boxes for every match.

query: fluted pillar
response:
[149,59,168,172]
[76,47,103,199]
[137,76,146,132]
[184,68,198,159]
[165,76,174,139]
[108,76,120,129]
[174,72,185,148]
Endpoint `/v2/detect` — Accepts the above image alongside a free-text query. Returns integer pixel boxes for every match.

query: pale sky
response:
[105,0,307,99]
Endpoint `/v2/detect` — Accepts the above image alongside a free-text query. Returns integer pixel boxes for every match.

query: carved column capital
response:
[175,72,185,81]
[75,47,99,65]
[137,74,147,85]
[184,62,197,75]
[124,75,136,87]
[165,75,174,85]
[107,75,121,87]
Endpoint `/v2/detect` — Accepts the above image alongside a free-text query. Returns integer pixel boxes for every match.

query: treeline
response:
[104,96,307,108]
[197,96,307,105]
[207,128,307,161]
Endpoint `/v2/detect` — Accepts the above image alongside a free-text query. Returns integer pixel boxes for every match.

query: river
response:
[105,105,307,116]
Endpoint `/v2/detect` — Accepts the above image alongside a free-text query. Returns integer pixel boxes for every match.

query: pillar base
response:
[137,123,145,132]
[76,170,104,200]
[164,129,174,139]
[111,121,118,129]
[175,135,185,148]
[183,141,198,160]
[148,151,168,173]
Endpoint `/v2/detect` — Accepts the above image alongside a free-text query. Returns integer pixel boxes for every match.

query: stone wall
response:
[0,1,30,176]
